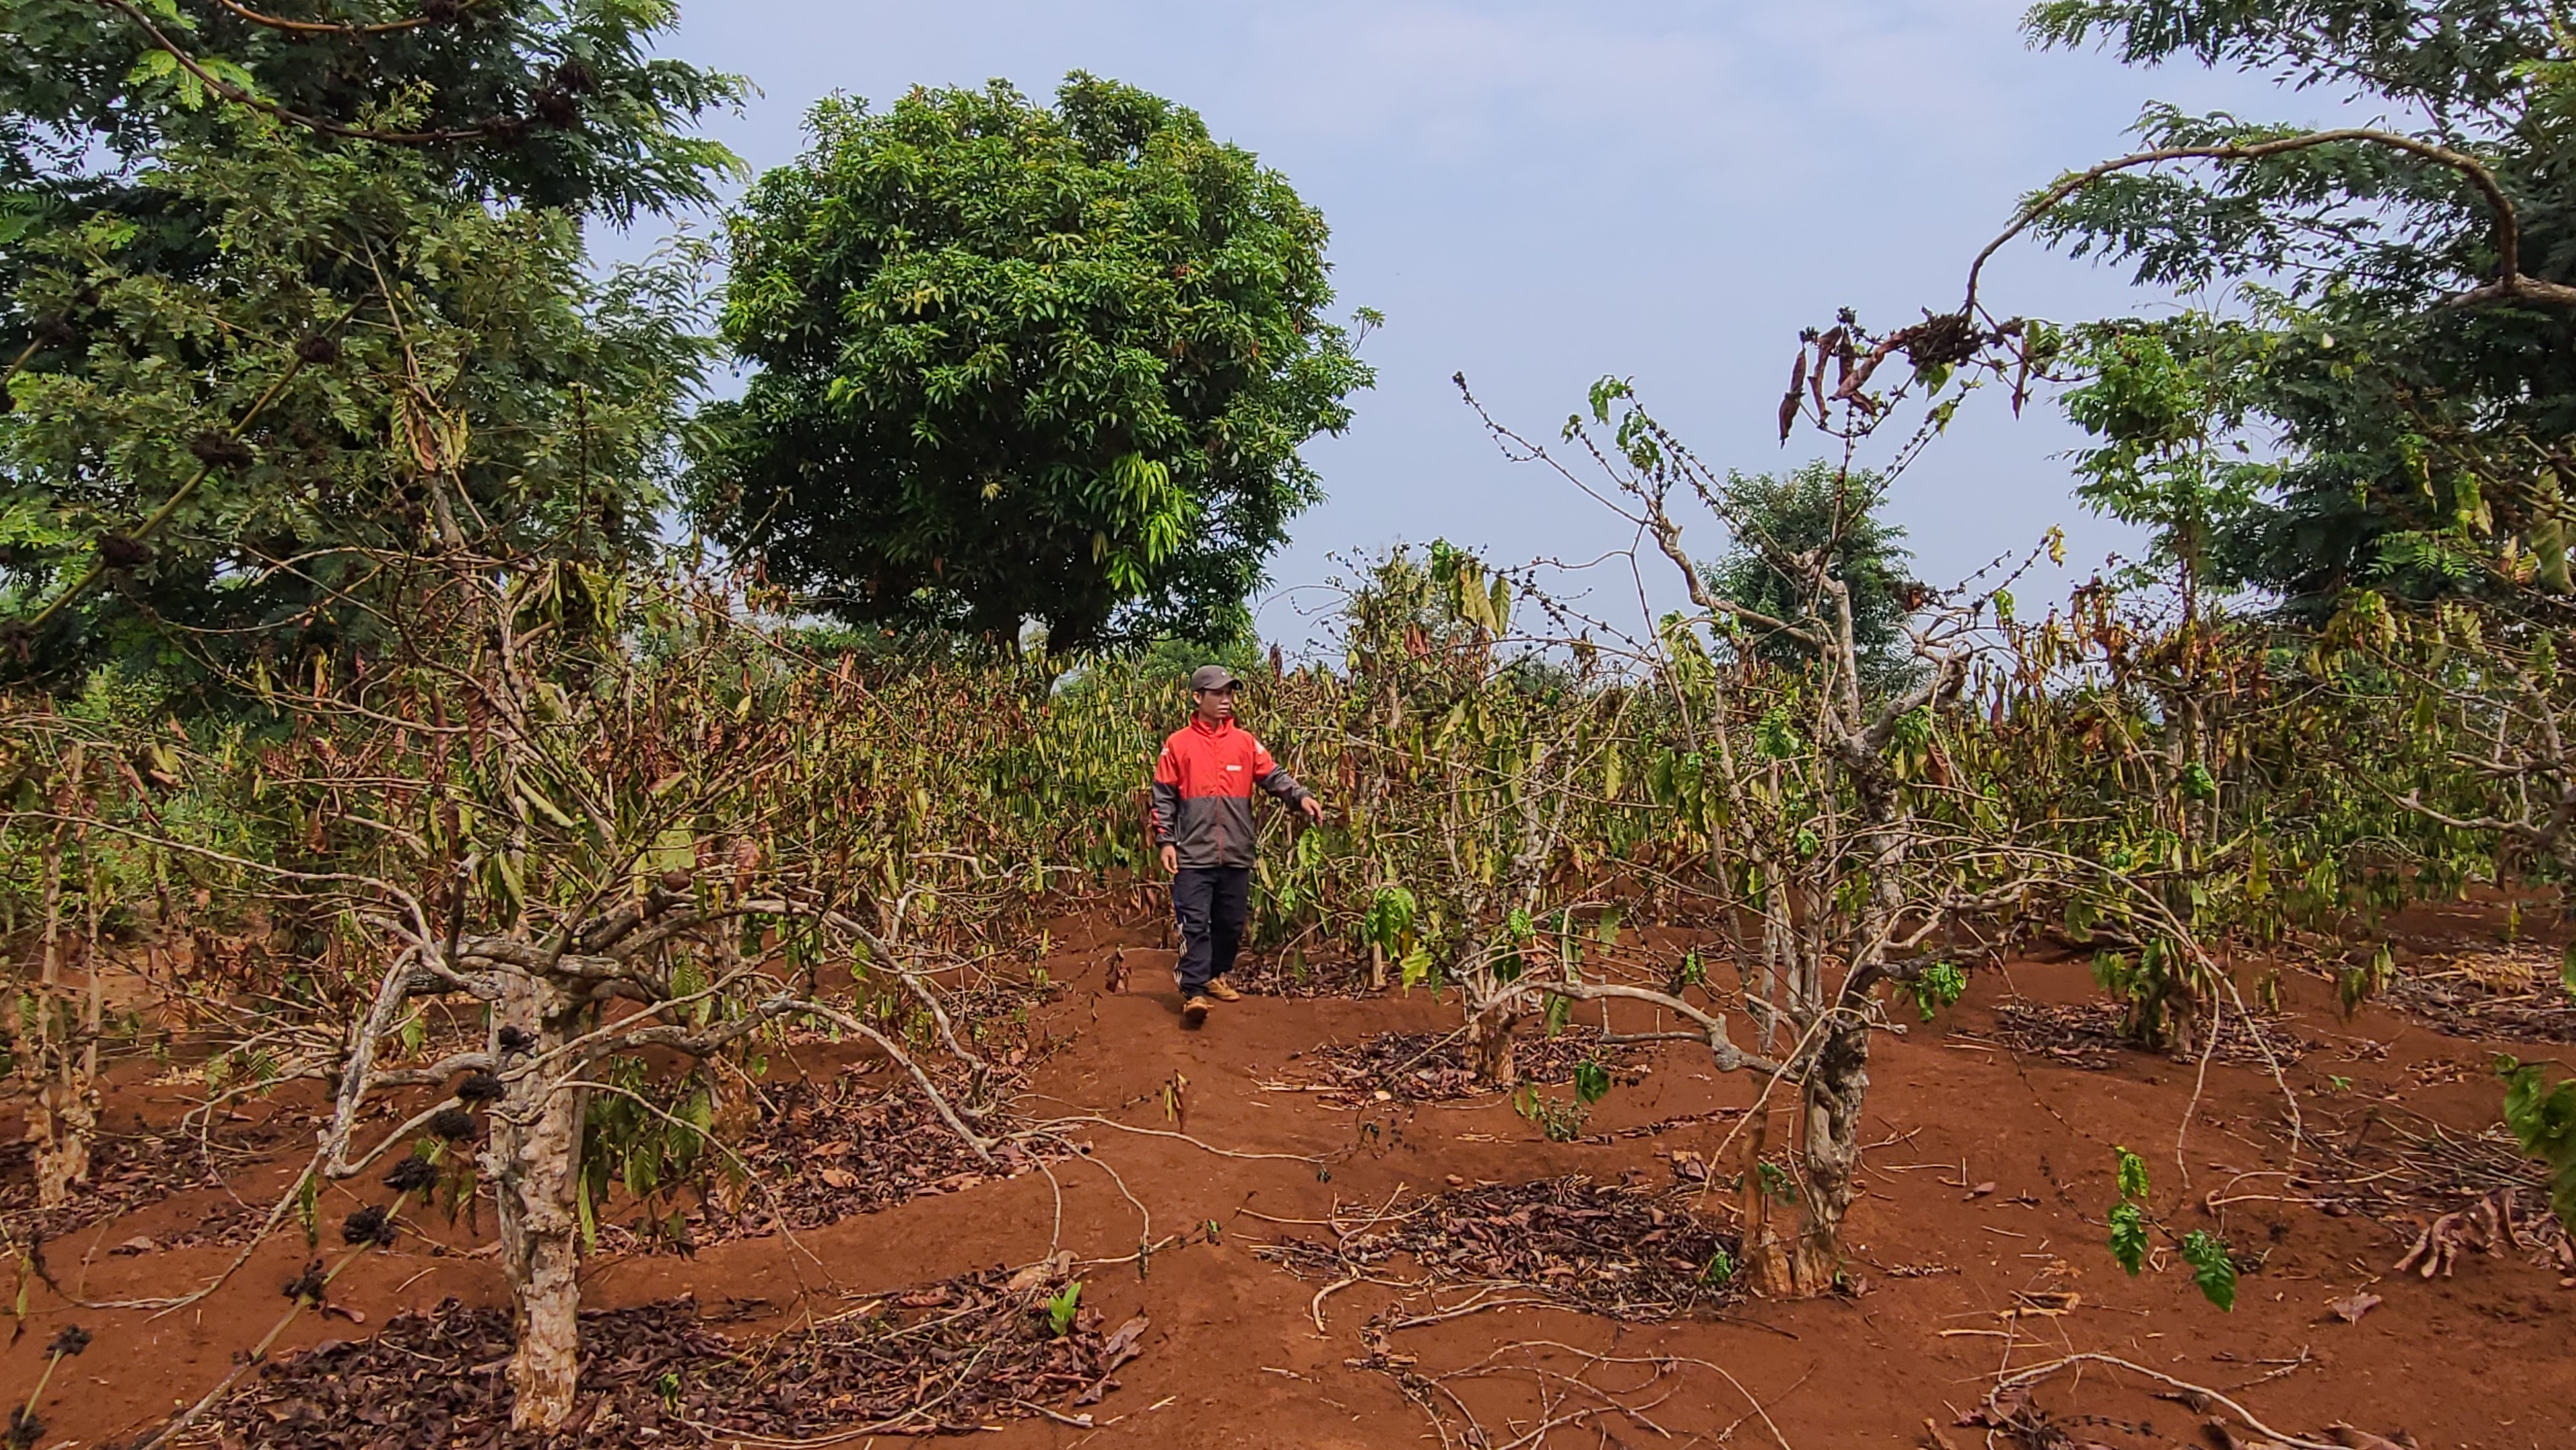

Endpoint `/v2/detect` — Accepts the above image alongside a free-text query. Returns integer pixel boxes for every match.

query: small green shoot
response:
[1045,1281,1082,1337]
[1701,1247,1735,1286]
[1895,961,1967,1022]
[1756,1160,1798,1203]
[1512,1084,1589,1142]
[2114,1147,2150,1201]
[2106,1146,2235,1309]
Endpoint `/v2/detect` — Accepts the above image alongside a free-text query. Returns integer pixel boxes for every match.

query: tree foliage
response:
[1699,460,1915,687]
[0,0,744,221]
[0,0,738,689]
[691,75,1374,653]
[2023,0,2576,614]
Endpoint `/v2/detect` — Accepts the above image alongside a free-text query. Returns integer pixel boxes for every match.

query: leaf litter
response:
[1282,1026,1643,1105]
[188,1263,1146,1448]
[1255,1172,1741,1322]
[598,1068,1074,1252]
[2385,948,2576,1043]
[1964,999,2313,1071]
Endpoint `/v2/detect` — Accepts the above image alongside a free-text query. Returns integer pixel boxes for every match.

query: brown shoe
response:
[1181,995,1214,1028]
[1202,978,1244,1003]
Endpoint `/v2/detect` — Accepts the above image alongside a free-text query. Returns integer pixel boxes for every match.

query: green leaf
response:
[2497,1055,2576,1232]
[1573,1059,1612,1106]
[2114,1147,2150,1202]
[2179,1230,2237,1311]
[1700,1247,1734,1286]
[1399,945,1431,990]
[2107,1201,2149,1276]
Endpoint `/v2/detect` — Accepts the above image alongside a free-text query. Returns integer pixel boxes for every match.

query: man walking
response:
[1150,664,1324,1027]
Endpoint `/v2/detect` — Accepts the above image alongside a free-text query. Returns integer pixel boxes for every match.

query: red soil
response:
[5,903,2573,1449]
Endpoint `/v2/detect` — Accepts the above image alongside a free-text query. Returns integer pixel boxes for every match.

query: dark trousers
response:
[1171,866,1251,994]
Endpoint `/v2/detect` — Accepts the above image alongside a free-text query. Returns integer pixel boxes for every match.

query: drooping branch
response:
[205,0,471,37]
[93,0,511,146]
[1962,128,2576,315]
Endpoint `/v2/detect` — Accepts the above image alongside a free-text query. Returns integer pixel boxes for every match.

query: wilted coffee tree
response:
[53,548,998,1434]
[1454,375,2060,1295]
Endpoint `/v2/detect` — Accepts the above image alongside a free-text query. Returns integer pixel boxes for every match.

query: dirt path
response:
[5,908,2573,1448]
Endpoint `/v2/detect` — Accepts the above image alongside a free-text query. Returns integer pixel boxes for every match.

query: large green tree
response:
[2020,0,2576,615]
[0,0,741,686]
[690,75,1375,654]
[1702,460,1916,687]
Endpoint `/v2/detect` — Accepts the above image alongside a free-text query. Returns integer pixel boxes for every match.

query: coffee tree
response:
[53,549,998,1433]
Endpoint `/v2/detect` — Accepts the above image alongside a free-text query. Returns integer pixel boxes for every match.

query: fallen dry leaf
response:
[2326,1290,2382,1324]
[1101,1312,1150,1370]
[111,1236,158,1256]
[1004,1251,1075,1295]
[2324,1426,2412,1450]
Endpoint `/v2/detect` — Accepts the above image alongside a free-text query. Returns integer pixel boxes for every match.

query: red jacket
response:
[1150,717,1310,869]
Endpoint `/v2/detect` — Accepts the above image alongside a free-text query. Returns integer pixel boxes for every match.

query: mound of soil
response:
[191,1266,1146,1449]
[1258,1172,1741,1322]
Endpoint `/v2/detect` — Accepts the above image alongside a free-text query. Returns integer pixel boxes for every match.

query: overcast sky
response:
[621,1,2346,647]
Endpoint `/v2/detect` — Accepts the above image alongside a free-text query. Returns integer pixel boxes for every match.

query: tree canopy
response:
[0,0,739,688]
[688,74,1374,654]
[1701,460,1915,686]
[2023,0,2576,614]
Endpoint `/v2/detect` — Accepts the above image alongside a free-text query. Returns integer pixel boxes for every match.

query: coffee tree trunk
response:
[489,975,589,1431]
[29,824,97,1209]
[1465,993,1520,1085]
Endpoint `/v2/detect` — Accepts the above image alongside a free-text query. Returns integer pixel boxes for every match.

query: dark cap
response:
[1189,664,1242,692]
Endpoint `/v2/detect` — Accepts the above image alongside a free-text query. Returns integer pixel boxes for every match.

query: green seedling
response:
[1045,1281,1083,1337]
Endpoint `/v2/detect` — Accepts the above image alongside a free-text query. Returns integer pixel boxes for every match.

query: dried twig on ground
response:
[187,1265,1147,1449]
[2278,1106,2571,1279]
[1967,1353,2391,1450]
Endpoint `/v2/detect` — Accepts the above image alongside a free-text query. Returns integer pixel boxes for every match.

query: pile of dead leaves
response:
[1969,1000,2311,1071]
[191,1265,1148,1449]
[0,1121,291,1244]
[1285,1028,1642,1105]
[1258,1173,1740,1321]
[2387,950,2576,1044]
[605,1069,1070,1252]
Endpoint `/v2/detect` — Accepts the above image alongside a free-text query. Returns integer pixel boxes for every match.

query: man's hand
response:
[1300,796,1325,825]
[1159,843,1179,876]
